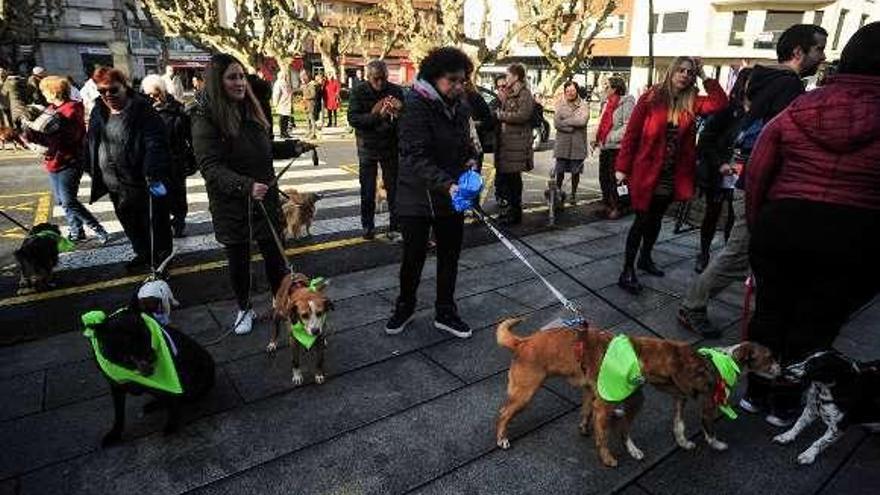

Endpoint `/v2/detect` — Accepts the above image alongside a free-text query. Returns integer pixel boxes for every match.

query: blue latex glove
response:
[452,170,483,212]
[148,181,167,198]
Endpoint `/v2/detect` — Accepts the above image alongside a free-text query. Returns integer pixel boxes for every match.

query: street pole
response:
[648,0,655,87]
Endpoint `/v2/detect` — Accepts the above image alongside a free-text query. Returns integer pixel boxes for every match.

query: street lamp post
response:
[648,0,655,86]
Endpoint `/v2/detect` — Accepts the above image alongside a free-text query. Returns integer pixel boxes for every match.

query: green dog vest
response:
[698,347,740,420]
[34,229,75,253]
[597,335,645,402]
[288,277,327,350]
[82,310,183,395]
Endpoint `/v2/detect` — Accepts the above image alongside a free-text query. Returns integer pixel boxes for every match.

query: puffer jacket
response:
[746,74,880,227]
[553,97,589,161]
[495,81,534,173]
[601,95,635,150]
[152,95,194,180]
[190,95,304,244]
[397,80,474,218]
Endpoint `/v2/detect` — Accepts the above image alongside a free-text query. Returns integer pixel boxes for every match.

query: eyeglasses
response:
[97,86,121,96]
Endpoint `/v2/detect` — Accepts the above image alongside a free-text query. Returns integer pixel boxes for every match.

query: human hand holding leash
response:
[252,182,269,201]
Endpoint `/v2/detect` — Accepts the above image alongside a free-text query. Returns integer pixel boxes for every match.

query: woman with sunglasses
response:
[191,53,314,335]
[615,57,727,294]
[384,47,477,339]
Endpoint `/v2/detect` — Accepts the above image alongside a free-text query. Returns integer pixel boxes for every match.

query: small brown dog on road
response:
[375,175,388,213]
[281,188,321,240]
[0,126,26,151]
[495,317,779,467]
[267,273,333,386]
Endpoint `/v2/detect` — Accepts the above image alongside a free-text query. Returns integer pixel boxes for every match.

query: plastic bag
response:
[452,170,483,212]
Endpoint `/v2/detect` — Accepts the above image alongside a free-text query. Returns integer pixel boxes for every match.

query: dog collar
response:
[597,335,645,402]
[82,310,183,395]
[34,229,75,253]
[698,347,740,420]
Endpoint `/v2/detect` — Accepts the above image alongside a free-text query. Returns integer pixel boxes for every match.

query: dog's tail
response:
[496,317,525,351]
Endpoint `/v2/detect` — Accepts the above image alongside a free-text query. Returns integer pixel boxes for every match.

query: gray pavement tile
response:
[596,285,677,319]
[637,413,866,495]
[44,359,106,410]
[633,299,740,344]
[0,330,91,380]
[377,280,437,311]
[572,292,632,329]
[0,371,43,421]
[19,355,460,495]
[421,325,513,384]
[518,228,605,251]
[456,260,536,298]
[327,292,395,329]
[566,256,628,290]
[653,240,698,260]
[496,274,591,310]
[819,437,880,495]
[326,263,405,300]
[459,242,515,268]
[620,485,653,495]
[191,374,573,495]
[222,315,452,402]
[711,279,749,309]
[171,304,220,336]
[564,235,629,260]
[1,368,241,481]
[558,222,621,242]
[637,260,698,297]
[591,218,632,234]
[456,291,532,330]
[666,230,724,250]
[834,297,880,362]
[534,246,596,270]
[413,388,699,495]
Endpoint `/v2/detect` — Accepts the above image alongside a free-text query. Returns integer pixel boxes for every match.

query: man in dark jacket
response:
[87,67,172,271]
[385,47,477,339]
[347,60,405,240]
[677,24,826,425]
[27,66,48,106]
[143,74,195,238]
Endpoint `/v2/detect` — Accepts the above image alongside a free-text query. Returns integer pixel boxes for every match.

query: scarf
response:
[596,93,620,145]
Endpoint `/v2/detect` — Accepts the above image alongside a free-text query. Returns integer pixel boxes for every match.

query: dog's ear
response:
[325,299,335,311]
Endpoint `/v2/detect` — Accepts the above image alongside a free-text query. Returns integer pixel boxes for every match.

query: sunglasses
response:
[97,86,121,96]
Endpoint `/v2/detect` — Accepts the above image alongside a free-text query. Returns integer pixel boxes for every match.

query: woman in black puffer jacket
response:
[384,47,478,339]
[191,53,313,335]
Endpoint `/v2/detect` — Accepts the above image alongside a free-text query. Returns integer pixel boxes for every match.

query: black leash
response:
[0,209,30,232]
[472,204,659,336]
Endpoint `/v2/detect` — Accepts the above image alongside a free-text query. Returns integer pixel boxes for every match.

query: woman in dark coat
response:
[384,47,477,339]
[614,56,727,294]
[191,53,313,335]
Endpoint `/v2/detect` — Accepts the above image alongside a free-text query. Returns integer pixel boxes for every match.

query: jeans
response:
[358,154,399,231]
[624,195,672,269]
[225,239,289,310]
[109,186,172,261]
[397,214,464,314]
[48,167,104,236]
[682,190,748,311]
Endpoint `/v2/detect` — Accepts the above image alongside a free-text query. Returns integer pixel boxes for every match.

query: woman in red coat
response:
[323,73,341,127]
[615,56,727,293]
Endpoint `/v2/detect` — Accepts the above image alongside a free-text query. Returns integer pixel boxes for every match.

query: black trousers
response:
[109,186,172,261]
[397,214,464,314]
[496,172,523,209]
[598,148,620,208]
[224,238,288,310]
[326,109,337,127]
[168,172,187,232]
[749,200,880,364]
[624,195,673,269]
[278,114,294,136]
[358,154,398,231]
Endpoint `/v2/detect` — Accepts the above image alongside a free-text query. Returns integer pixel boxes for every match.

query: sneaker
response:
[233,309,255,335]
[434,312,472,338]
[95,230,112,246]
[385,305,415,335]
[384,230,401,243]
[363,228,375,240]
[677,306,721,338]
[617,267,643,295]
[637,257,665,277]
[67,229,85,242]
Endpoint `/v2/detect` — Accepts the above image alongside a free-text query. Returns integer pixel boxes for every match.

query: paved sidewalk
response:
[1,217,878,494]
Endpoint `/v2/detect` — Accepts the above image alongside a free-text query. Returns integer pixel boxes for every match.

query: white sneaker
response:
[233,309,255,335]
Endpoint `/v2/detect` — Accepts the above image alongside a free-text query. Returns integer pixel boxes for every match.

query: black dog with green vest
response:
[83,307,215,446]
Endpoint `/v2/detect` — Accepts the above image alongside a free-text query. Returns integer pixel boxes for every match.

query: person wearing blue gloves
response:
[86,67,172,272]
[385,47,478,339]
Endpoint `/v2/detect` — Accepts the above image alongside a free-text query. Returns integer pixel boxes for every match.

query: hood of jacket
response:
[785,74,880,154]
[747,64,803,120]
[413,79,460,119]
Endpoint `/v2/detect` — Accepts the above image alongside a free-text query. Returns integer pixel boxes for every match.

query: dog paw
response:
[101,430,122,448]
[600,454,619,468]
[626,440,645,461]
[266,341,278,353]
[497,438,511,450]
[314,373,325,385]
[707,438,728,451]
[773,433,795,445]
[578,423,591,436]
[677,440,696,451]
[291,369,304,386]
[797,451,817,465]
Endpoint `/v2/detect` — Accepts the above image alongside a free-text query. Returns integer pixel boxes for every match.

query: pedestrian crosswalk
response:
[52,156,388,272]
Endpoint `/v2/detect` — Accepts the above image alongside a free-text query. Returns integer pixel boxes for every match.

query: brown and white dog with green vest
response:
[495,317,779,467]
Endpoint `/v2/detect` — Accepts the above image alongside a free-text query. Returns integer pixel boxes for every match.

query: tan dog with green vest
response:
[495,317,779,467]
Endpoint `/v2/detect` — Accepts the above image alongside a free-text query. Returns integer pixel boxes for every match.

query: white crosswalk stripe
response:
[50,157,381,271]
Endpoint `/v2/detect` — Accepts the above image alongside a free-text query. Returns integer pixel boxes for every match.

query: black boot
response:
[694,252,709,274]
[618,266,643,294]
[637,255,665,277]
